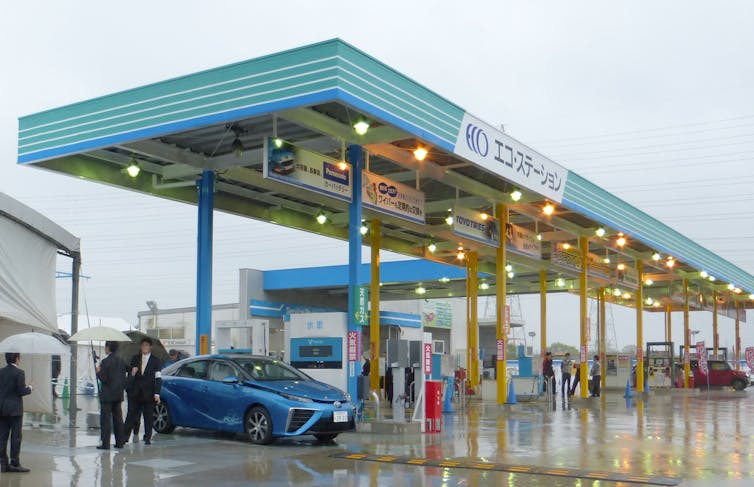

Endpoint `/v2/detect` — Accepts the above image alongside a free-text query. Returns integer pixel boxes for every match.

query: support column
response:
[467,251,479,390]
[496,203,508,404]
[69,252,81,428]
[735,301,741,370]
[347,145,364,400]
[712,291,719,358]
[665,304,672,343]
[579,236,589,398]
[683,279,691,388]
[599,287,607,390]
[636,260,644,393]
[540,269,547,356]
[369,219,381,393]
[196,170,214,355]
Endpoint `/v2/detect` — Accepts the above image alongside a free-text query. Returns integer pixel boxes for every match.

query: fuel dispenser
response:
[288,313,348,392]
[645,342,675,389]
[215,319,269,355]
[385,337,423,421]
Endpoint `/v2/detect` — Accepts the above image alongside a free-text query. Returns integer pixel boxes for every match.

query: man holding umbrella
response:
[96,341,128,449]
[124,337,162,445]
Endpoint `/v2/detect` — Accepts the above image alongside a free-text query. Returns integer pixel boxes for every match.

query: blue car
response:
[154,354,356,444]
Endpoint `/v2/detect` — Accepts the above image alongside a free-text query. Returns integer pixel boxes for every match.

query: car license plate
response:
[333,410,348,423]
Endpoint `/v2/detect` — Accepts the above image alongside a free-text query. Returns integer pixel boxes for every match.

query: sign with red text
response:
[496,339,505,362]
[580,345,588,363]
[347,331,359,362]
[745,346,754,371]
[696,341,707,374]
[423,343,433,374]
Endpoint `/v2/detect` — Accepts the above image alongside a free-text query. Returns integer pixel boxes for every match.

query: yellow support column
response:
[369,219,381,393]
[579,236,589,398]
[496,204,508,404]
[636,260,644,393]
[540,269,547,357]
[713,291,719,358]
[683,279,691,388]
[665,304,672,343]
[467,251,479,389]
[735,301,741,370]
[599,287,607,390]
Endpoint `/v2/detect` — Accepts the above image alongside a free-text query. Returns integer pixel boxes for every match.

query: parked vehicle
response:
[691,359,749,390]
[154,354,356,444]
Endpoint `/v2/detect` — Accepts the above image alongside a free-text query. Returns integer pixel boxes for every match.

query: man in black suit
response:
[124,337,162,445]
[0,353,32,473]
[96,341,128,449]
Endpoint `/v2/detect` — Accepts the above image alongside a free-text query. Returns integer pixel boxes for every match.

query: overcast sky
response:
[2,1,753,350]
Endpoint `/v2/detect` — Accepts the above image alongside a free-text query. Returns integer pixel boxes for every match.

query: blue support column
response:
[196,170,214,355]
[347,145,363,400]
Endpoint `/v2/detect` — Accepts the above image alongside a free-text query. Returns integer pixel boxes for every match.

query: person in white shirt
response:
[590,355,602,397]
[124,338,162,444]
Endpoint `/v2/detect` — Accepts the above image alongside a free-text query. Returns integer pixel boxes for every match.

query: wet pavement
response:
[3,388,753,486]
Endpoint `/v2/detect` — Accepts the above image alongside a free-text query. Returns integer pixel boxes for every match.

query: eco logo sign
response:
[465,123,489,157]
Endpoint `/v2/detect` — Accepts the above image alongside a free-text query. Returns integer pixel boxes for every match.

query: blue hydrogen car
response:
[153,354,356,444]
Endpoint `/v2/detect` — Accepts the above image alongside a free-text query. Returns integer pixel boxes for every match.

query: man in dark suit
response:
[96,341,128,449]
[124,337,162,445]
[0,353,32,473]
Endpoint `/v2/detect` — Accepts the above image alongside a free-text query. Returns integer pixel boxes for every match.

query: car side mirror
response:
[221,376,239,385]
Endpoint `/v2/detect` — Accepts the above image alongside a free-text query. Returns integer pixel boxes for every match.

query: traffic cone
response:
[61,378,69,399]
[506,379,517,405]
[623,379,633,398]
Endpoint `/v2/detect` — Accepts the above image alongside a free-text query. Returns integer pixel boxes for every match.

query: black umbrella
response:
[116,331,170,365]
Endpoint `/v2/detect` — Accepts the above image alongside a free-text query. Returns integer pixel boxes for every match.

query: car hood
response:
[245,379,347,402]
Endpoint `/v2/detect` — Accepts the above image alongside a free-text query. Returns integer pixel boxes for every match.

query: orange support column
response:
[636,260,644,393]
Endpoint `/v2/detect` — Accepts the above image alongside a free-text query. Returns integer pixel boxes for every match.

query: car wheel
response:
[245,406,274,445]
[732,378,746,391]
[153,402,176,434]
[313,433,338,443]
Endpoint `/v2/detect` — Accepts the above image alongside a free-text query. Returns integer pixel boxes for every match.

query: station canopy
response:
[17,39,754,319]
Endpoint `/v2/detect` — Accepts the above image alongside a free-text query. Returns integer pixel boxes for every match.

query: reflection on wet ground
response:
[4,390,753,486]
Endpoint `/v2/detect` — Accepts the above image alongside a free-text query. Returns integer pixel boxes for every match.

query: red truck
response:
[691,360,749,390]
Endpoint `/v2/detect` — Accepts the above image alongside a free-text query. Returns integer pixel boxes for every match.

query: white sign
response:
[453,113,568,203]
[264,138,352,202]
[696,341,708,374]
[505,222,542,259]
[362,171,425,224]
[452,205,500,246]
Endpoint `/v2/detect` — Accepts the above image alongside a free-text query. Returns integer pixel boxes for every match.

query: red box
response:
[425,380,442,433]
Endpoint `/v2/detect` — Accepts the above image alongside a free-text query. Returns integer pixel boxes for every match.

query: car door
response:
[195,360,244,431]
[170,360,211,428]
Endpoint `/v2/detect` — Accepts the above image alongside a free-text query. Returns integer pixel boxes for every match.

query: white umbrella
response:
[0,332,70,355]
[68,326,132,342]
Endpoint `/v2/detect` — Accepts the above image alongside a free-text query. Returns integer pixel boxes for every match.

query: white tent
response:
[1,192,80,413]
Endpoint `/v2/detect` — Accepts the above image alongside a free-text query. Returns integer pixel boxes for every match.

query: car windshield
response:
[234,358,310,382]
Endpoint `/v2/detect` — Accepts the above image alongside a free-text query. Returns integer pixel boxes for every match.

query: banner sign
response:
[423,343,433,374]
[347,331,359,362]
[264,138,352,202]
[453,113,568,203]
[452,206,500,246]
[362,171,425,224]
[580,345,588,363]
[745,346,754,371]
[422,301,452,329]
[696,341,708,374]
[551,244,582,272]
[616,266,639,290]
[352,286,368,326]
[496,339,505,362]
[588,254,612,281]
[505,223,542,259]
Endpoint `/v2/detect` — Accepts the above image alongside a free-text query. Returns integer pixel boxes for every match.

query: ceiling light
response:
[666,258,675,268]
[727,283,735,290]
[616,236,627,247]
[709,276,716,282]
[595,228,606,237]
[653,301,661,308]
[456,248,466,260]
[231,136,244,157]
[749,294,754,300]
[480,282,490,290]
[413,147,428,161]
[360,224,368,235]
[125,160,141,178]
[507,271,515,279]
[316,211,327,225]
[645,297,654,305]
[273,138,284,148]
[536,233,542,241]
[645,279,654,286]
[652,252,661,261]
[427,242,437,253]
[439,277,450,283]
[480,213,489,221]
[415,287,426,295]
[603,257,611,264]
[338,161,348,171]
[613,288,622,297]
[699,271,709,278]
[562,243,571,250]
[510,190,522,202]
[505,264,513,272]
[622,292,631,300]
[543,203,555,216]
[617,263,626,271]
[445,215,454,225]
[556,278,566,287]
[734,287,742,294]
[353,120,370,135]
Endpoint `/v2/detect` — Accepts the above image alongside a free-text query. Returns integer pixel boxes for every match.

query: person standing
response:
[561,353,573,398]
[124,338,162,445]
[569,361,581,396]
[590,355,602,397]
[96,341,128,449]
[542,352,555,397]
[361,351,371,377]
[0,353,32,473]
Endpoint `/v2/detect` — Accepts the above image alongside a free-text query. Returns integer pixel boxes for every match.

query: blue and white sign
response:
[452,205,500,246]
[263,138,352,202]
[453,113,568,203]
[362,171,425,224]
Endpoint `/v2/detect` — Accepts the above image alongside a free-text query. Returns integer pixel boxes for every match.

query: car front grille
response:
[287,409,316,433]
[307,416,355,433]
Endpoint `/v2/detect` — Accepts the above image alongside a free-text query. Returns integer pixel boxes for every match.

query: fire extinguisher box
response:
[425,380,442,432]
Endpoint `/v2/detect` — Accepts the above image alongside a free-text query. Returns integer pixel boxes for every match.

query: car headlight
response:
[279,392,313,403]
[343,392,351,402]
